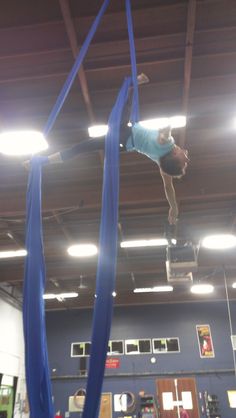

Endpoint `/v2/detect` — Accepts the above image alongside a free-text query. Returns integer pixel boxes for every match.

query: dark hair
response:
[159,149,184,177]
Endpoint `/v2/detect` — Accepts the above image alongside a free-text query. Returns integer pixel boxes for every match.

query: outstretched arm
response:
[160,170,179,224]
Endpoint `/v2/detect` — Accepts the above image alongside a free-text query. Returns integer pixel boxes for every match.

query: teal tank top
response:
[126,123,175,164]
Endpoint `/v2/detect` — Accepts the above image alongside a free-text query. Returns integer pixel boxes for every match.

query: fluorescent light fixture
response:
[121,238,168,248]
[58,292,78,299]
[43,292,78,300]
[139,115,186,130]
[232,283,236,289]
[0,249,27,259]
[169,115,186,128]
[139,118,169,130]
[67,244,98,257]
[202,234,236,250]
[88,116,186,139]
[133,286,173,293]
[190,284,214,294]
[88,125,108,138]
[43,294,56,300]
[0,130,48,156]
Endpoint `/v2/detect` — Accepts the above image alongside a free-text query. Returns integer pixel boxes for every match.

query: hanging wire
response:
[223,266,236,380]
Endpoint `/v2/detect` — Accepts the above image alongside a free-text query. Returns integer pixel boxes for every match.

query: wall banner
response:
[196,324,215,358]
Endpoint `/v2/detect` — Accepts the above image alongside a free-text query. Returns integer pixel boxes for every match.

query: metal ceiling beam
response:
[1,256,236,284]
[0,220,24,248]
[179,0,197,148]
[59,0,95,123]
[52,210,72,243]
[45,293,236,310]
[1,24,235,64]
[1,166,236,215]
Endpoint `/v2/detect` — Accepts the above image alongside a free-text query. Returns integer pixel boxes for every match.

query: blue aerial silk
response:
[23,1,110,417]
[23,156,54,418]
[82,5,139,417]
[23,0,140,417]
[126,0,140,124]
[43,0,111,137]
[82,76,132,418]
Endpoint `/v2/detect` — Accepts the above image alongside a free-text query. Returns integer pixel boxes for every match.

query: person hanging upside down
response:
[47,121,189,225]
[24,74,189,224]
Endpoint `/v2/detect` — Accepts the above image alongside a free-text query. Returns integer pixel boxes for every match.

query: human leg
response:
[48,137,105,164]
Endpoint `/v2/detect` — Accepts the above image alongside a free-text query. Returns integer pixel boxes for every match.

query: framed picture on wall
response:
[125,339,152,354]
[196,324,215,358]
[71,342,91,357]
[152,338,180,353]
[107,340,124,355]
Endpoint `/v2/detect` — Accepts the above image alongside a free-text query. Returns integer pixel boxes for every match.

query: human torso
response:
[126,123,174,164]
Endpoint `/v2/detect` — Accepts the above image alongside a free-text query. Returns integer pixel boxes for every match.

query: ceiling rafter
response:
[58,0,95,124]
[58,0,107,169]
[52,210,72,243]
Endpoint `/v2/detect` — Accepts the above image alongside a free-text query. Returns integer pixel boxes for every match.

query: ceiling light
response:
[139,115,186,130]
[232,283,236,289]
[43,292,78,300]
[0,249,27,259]
[121,238,168,248]
[88,125,108,138]
[58,292,78,299]
[169,115,186,128]
[43,294,56,300]
[67,244,98,257]
[139,118,169,130]
[202,234,236,249]
[88,116,186,139]
[190,284,214,294]
[133,286,173,293]
[112,291,117,297]
[0,130,48,156]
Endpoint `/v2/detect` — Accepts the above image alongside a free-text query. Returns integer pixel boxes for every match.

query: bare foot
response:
[137,73,149,85]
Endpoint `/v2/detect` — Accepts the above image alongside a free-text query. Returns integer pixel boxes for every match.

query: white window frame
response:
[71,341,91,357]
[107,340,124,356]
[125,339,152,355]
[152,337,180,353]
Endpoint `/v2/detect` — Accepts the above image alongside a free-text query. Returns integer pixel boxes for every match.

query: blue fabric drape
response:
[43,0,111,137]
[126,0,140,123]
[23,1,140,417]
[23,156,54,418]
[23,2,111,415]
[82,77,132,418]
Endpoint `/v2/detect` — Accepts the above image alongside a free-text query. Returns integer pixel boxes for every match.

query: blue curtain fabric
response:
[126,0,140,124]
[23,1,111,413]
[43,0,111,137]
[82,77,132,418]
[23,156,54,418]
[23,1,140,417]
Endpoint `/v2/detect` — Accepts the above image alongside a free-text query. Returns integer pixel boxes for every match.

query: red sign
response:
[105,358,120,369]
